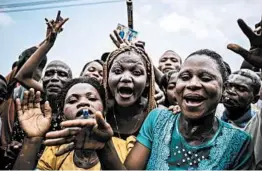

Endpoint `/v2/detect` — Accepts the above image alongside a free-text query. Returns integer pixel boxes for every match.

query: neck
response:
[225,105,251,120]
[74,149,99,169]
[107,97,147,136]
[179,111,218,145]
[114,97,147,119]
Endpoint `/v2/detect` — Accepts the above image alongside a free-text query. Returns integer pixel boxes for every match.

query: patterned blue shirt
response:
[137,108,254,170]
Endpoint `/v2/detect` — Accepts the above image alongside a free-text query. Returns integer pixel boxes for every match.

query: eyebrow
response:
[226,81,249,88]
[114,61,144,67]
[179,69,217,77]
[45,67,68,72]
[66,92,95,100]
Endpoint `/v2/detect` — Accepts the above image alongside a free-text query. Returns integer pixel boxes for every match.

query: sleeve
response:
[36,146,56,170]
[136,108,161,150]
[245,109,262,166]
[232,134,255,170]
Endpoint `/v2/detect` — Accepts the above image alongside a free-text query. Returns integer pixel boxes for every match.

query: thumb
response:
[227,43,250,59]
[44,101,52,120]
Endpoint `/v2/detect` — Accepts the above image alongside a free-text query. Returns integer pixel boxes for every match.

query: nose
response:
[50,73,59,82]
[186,76,201,90]
[164,59,172,66]
[226,87,237,96]
[120,73,132,83]
[77,98,91,109]
[92,71,100,78]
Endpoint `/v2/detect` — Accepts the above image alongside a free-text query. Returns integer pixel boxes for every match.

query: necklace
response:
[112,106,144,139]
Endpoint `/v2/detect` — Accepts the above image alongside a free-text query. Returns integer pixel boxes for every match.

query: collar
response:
[221,106,255,128]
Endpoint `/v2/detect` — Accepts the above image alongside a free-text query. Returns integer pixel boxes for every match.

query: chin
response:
[115,98,136,107]
[47,91,60,98]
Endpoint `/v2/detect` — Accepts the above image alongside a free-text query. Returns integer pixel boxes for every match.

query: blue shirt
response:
[137,108,254,170]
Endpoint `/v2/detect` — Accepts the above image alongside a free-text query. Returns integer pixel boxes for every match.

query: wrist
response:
[96,139,113,154]
[24,137,43,144]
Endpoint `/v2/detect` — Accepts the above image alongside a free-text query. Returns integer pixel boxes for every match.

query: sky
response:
[0,0,262,77]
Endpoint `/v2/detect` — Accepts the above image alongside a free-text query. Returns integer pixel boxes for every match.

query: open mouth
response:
[184,94,206,106]
[118,87,133,98]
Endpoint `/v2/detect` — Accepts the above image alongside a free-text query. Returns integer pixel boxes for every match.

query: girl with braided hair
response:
[103,44,156,140]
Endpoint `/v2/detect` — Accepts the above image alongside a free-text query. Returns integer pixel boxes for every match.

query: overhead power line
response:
[0,0,124,13]
[0,0,85,9]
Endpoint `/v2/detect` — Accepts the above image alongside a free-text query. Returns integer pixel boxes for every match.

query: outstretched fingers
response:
[237,19,256,41]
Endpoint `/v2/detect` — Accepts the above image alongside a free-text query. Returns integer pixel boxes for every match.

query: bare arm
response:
[12,137,43,170]
[15,41,53,92]
[97,141,150,170]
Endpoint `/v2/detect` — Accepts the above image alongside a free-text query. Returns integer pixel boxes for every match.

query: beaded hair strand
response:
[103,45,156,116]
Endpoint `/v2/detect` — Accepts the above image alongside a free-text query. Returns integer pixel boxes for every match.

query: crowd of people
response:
[0,10,262,170]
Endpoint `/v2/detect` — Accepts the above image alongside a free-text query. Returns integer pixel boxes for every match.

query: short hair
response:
[232,69,261,95]
[57,77,105,116]
[46,60,73,79]
[80,59,104,76]
[16,46,47,71]
[187,49,228,83]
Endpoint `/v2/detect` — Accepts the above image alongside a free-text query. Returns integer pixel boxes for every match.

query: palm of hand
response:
[19,108,51,137]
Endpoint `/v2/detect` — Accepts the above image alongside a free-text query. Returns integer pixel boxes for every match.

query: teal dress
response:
[137,108,254,170]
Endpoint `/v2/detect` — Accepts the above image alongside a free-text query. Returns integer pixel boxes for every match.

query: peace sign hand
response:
[45,10,69,44]
[110,30,131,48]
[227,18,262,68]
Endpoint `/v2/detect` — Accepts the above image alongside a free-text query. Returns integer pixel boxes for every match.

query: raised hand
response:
[15,89,52,137]
[45,10,69,44]
[227,17,262,68]
[110,30,131,48]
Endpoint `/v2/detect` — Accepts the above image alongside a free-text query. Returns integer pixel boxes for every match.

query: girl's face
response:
[82,61,103,83]
[63,83,104,120]
[175,55,223,119]
[108,51,148,107]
